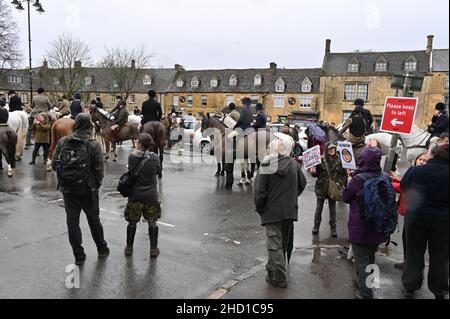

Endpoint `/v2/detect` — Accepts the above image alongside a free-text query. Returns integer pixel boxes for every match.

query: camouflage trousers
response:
[124,200,161,224]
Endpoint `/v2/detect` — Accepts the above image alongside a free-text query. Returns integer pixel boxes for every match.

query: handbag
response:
[117,151,151,198]
[324,161,343,202]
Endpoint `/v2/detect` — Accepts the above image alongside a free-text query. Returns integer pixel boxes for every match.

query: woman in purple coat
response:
[342,147,388,299]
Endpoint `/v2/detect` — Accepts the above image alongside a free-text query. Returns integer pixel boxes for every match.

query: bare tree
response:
[44,33,91,97]
[0,0,21,71]
[100,45,153,100]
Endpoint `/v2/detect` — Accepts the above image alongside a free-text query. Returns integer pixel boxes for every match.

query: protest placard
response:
[337,142,357,170]
[303,145,322,170]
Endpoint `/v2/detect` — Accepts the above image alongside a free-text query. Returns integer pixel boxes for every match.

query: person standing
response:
[428,102,449,139]
[254,140,307,288]
[8,90,23,112]
[342,147,389,299]
[123,133,162,257]
[310,142,347,237]
[253,103,267,130]
[29,114,51,165]
[141,90,162,131]
[401,144,449,299]
[70,92,85,119]
[52,113,109,266]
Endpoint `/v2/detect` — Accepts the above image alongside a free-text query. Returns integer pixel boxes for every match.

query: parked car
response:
[170,115,200,145]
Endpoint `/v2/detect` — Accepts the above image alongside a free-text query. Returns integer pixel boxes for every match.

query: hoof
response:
[113,158,117,162]
[8,171,13,178]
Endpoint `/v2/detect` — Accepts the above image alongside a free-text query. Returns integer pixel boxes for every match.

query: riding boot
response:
[149,223,160,257]
[124,223,137,256]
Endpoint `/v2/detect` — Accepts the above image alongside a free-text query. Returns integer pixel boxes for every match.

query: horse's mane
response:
[209,115,228,128]
[92,107,111,121]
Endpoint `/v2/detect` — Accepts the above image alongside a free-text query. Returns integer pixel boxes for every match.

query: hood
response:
[261,155,293,177]
[324,141,338,161]
[357,147,382,173]
[73,113,93,137]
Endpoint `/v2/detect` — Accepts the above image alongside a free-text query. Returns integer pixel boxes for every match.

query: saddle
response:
[112,124,129,142]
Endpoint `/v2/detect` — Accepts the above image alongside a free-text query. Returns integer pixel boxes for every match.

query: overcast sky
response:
[10,0,450,70]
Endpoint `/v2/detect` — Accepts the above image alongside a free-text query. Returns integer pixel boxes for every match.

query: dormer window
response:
[176,79,184,88]
[404,56,417,72]
[210,78,218,87]
[254,74,262,86]
[301,77,312,93]
[191,77,199,87]
[275,77,285,93]
[229,75,237,86]
[375,56,388,72]
[85,76,92,86]
[347,58,360,72]
[7,75,22,84]
[53,77,60,85]
[113,81,118,88]
[143,74,152,85]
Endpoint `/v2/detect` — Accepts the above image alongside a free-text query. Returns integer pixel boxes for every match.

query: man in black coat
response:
[429,102,449,138]
[253,103,267,130]
[8,90,23,112]
[141,90,162,127]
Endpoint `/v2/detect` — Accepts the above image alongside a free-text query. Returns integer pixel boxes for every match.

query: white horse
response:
[366,125,431,164]
[5,109,29,161]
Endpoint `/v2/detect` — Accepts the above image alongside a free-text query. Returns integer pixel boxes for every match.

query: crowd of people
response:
[1,88,449,299]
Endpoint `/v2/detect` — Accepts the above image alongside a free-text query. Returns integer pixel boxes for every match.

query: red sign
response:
[380,97,418,135]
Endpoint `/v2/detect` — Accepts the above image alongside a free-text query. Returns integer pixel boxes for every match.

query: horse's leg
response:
[104,138,110,161]
[0,152,3,170]
[16,128,24,161]
[113,142,118,162]
[7,164,13,178]
[215,163,221,177]
[158,146,163,179]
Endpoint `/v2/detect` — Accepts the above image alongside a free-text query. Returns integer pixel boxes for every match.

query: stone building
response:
[165,63,322,122]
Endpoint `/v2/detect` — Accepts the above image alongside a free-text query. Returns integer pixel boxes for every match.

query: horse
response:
[141,121,166,178]
[89,106,139,162]
[6,110,28,161]
[0,125,18,177]
[46,117,75,171]
[201,113,279,188]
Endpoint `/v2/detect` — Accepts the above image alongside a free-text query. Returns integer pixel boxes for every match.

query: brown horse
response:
[0,125,18,177]
[201,113,276,188]
[46,117,75,171]
[142,121,166,178]
[89,106,139,162]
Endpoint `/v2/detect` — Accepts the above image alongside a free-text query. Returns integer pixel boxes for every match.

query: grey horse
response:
[0,123,18,178]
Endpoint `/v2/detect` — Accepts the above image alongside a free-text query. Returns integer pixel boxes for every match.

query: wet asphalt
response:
[0,141,434,299]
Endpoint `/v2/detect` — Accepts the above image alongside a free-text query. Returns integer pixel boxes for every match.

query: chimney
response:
[74,60,82,69]
[426,35,434,54]
[325,39,331,54]
[42,60,48,69]
[174,64,185,71]
[270,62,277,73]
[131,59,136,69]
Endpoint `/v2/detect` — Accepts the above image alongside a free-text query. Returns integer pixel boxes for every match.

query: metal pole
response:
[384,74,411,173]
[27,0,33,105]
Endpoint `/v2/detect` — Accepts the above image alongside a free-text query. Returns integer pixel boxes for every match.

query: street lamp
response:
[11,0,45,105]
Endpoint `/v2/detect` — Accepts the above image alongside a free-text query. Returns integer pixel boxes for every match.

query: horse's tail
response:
[6,130,17,168]
[151,122,160,153]
[48,121,59,160]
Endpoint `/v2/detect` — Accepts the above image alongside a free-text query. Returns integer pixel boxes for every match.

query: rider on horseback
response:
[228,98,253,139]
[110,100,129,140]
[140,90,162,132]
[70,92,85,119]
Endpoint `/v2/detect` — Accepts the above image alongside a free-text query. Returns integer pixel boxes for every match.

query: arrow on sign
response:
[391,119,404,127]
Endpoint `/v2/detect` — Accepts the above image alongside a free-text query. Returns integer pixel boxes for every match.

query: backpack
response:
[117,151,151,198]
[55,137,91,194]
[358,173,398,237]
[309,125,327,143]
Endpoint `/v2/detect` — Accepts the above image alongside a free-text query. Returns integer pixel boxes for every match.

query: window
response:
[226,95,234,106]
[130,94,136,104]
[404,56,417,72]
[210,78,218,87]
[275,77,285,93]
[191,77,199,87]
[254,74,262,86]
[176,80,184,88]
[96,93,101,99]
[229,75,237,86]
[375,63,388,72]
[187,96,193,107]
[347,58,360,72]
[173,96,179,107]
[21,93,28,104]
[344,83,369,101]
[53,77,60,85]
[343,111,353,123]
[445,74,449,90]
[111,95,116,103]
[113,81,118,88]
[143,75,152,85]
[85,76,92,85]
[300,97,312,108]
[301,77,312,93]
[7,76,22,84]
[201,95,208,106]
[251,96,259,106]
[273,96,285,108]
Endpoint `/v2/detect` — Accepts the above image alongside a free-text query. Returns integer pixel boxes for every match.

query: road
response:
[0,141,434,299]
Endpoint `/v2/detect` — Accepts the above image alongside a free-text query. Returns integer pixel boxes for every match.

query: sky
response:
[9,0,450,70]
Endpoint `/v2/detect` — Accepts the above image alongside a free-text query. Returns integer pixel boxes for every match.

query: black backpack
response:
[55,137,91,194]
[117,152,152,198]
